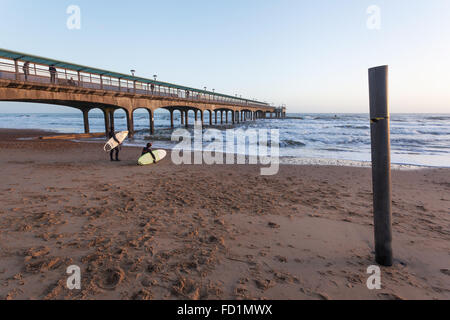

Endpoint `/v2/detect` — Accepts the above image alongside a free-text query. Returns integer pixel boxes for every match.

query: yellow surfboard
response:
[138,150,167,166]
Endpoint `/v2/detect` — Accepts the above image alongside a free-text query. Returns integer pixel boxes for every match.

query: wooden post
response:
[369,65,393,267]
[201,110,204,125]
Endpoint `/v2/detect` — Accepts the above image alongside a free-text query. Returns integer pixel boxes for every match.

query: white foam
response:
[279,157,430,170]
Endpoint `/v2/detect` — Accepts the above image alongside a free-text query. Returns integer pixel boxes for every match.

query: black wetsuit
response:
[142,147,156,162]
[109,132,120,161]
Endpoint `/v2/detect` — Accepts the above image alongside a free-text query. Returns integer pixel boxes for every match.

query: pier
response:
[0,49,286,136]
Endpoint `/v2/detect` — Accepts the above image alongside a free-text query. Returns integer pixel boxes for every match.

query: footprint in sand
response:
[97,267,125,290]
[440,269,450,276]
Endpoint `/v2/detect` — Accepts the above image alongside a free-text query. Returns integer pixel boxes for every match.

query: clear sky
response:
[0,0,449,113]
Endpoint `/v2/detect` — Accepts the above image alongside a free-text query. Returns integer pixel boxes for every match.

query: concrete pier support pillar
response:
[220,111,224,124]
[195,110,198,122]
[170,110,174,129]
[109,110,115,131]
[201,110,204,125]
[226,111,228,124]
[82,109,90,134]
[232,110,235,124]
[103,109,110,134]
[126,111,134,137]
[181,110,184,125]
[149,110,155,135]
[185,110,189,128]
[209,110,213,125]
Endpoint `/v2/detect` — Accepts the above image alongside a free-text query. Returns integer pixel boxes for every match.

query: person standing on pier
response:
[49,65,57,84]
[22,62,30,81]
[109,129,122,162]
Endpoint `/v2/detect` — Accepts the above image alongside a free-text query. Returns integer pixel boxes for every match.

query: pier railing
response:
[0,59,270,109]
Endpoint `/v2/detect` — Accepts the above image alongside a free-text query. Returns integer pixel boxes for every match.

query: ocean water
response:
[0,112,449,168]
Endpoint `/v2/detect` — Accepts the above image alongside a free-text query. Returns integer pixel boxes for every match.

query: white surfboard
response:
[138,150,167,166]
[104,131,128,152]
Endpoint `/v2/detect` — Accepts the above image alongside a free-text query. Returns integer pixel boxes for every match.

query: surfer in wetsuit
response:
[142,143,157,163]
[109,129,121,162]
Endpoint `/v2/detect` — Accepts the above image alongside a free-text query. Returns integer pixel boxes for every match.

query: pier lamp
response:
[204,87,207,91]
[130,70,135,76]
[153,75,158,81]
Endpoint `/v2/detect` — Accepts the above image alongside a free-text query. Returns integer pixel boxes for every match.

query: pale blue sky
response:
[0,0,449,113]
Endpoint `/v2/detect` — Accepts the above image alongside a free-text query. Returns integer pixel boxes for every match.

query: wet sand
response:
[0,129,449,300]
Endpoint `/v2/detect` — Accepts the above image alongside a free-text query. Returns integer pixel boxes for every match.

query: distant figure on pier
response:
[186,90,190,98]
[142,143,156,163]
[22,62,30,81]
[108,129,121,161]
[68,77,76,86]
[150,83,155,94]
[49,65,57,84]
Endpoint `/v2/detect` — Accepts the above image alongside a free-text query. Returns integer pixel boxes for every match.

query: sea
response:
[0,112,449,168]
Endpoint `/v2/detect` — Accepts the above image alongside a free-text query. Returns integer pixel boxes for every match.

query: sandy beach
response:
[0,129,449,300]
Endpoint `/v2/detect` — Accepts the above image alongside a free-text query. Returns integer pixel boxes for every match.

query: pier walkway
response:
[0,49,286,136]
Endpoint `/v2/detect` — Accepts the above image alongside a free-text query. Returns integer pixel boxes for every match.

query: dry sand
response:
[0,129,449,300]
